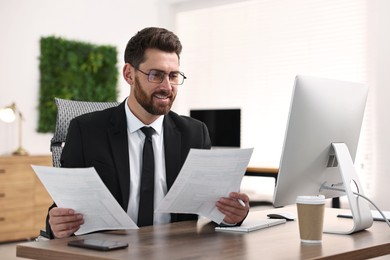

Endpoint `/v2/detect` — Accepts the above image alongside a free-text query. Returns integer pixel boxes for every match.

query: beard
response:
[133,76,176,115]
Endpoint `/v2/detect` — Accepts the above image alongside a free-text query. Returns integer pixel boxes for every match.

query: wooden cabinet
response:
[0,155,52,242]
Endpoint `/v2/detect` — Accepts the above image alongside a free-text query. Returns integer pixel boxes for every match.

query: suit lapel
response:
[163,114,182,190]
[107,101,130,210]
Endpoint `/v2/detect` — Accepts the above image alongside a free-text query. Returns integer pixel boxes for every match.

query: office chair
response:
[50,97,120,167]
[37,98,121,240]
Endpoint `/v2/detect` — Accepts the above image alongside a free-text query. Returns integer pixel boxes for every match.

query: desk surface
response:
[17,207,390,260]
[245,167,278,178]
[246,166,278,174]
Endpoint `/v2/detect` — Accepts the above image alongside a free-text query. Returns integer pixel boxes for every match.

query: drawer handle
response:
[0,169,5,174]
[0,217,5,222]
[0,193,5,198]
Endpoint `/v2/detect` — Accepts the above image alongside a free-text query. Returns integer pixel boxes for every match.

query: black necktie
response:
[137,126,155,227]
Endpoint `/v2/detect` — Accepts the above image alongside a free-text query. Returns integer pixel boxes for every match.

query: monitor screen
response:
[272,75,372,234]
[190,109,240,148]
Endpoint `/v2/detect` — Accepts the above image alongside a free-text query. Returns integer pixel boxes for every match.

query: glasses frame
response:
[135,67,187,85]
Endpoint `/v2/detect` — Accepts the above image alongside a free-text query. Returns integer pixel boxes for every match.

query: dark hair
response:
[124,27,182,68]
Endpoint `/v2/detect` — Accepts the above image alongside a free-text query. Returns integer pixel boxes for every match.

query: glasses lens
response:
[145,69,185,85]
[148,70,165,83]
[169,72,183,85]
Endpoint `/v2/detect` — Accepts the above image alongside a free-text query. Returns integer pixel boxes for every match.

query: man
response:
[47,27,250,239]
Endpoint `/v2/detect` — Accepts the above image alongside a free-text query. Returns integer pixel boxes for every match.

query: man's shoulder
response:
[166,111,211,148]
[166,111,205,128]
[72,102,123,127]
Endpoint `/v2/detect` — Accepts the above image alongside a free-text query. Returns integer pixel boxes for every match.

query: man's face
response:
[132,49,179,116]
[133,73,176,116]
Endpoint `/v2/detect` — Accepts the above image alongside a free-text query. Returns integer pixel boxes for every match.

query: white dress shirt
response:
[124,100,171,225]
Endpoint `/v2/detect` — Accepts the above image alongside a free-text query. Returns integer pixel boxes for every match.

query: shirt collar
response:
[124,97,164,136]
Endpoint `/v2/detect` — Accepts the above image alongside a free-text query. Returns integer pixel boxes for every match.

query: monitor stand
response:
[321,142,373,234]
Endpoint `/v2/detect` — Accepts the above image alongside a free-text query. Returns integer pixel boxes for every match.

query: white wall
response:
[0,0,162,155]
[368,0,390,209]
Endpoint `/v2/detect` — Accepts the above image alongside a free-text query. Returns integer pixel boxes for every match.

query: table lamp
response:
[0,102,28,155]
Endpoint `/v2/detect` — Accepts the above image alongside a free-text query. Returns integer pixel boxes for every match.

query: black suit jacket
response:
[46,100,211,238]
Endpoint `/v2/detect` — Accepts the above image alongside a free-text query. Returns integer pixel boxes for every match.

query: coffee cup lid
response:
[296,195,325,204]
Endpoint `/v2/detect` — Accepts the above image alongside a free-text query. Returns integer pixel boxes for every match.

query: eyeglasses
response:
[135,68,187,85]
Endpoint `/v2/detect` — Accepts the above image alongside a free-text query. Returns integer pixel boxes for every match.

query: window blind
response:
[174,0,371,196]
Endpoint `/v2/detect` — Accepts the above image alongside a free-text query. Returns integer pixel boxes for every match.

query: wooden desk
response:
[245,167,341,208]
[16,207,390,260]
[245,166,278,179]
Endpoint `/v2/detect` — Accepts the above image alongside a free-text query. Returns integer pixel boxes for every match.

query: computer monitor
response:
[190,109,241,148]
[272,75,373,234]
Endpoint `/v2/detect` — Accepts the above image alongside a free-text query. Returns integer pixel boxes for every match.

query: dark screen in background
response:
[190,109,241,147]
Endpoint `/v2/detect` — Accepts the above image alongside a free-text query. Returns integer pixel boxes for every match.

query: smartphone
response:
[68,239,128,251]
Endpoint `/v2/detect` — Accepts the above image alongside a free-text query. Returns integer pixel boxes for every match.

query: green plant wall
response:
[38,36,118,133]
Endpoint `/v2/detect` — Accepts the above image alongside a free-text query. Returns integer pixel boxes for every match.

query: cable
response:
[321,184,390,228]
[352,192,390,228]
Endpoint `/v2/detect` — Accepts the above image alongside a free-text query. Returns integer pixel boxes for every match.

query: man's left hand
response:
[216,192,250,225]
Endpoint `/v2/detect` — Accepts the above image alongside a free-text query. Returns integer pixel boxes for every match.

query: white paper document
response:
[31,165,138,235]
[155,148,254,224]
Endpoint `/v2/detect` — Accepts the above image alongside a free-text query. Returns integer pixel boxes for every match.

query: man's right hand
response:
[48,207,84,238]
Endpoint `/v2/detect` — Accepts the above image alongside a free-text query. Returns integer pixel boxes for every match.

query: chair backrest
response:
[51,98,120,167]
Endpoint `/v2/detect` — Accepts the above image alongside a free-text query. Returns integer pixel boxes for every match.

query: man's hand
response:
[216,192,250,224]
[49,207,84,238]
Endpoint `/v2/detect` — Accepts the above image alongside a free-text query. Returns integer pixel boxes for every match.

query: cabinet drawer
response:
[34,179,53,207]
[35,187,53,207]
[0,207,35,233]
[0,184,34,210]
[34,205,49,231]
[0,156,52,167]
[0,155,52,183]
[0,164,35,184]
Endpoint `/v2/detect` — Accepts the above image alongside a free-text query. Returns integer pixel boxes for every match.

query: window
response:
[174,0,371,196]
